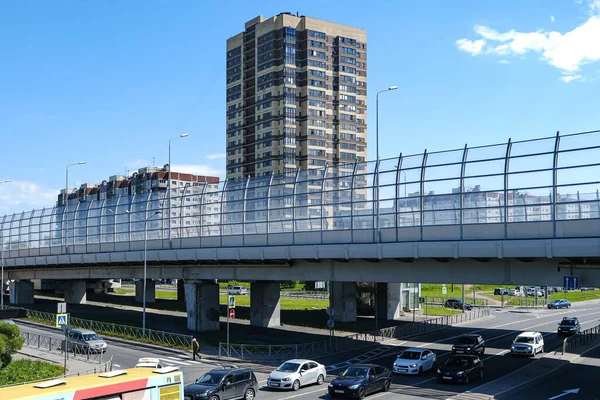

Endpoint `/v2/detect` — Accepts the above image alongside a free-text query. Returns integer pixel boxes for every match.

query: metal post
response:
[413,283,417,322]
[143,218,148,336]
[473,284,476,305]
[226,302,230,356]
[461,283,465,314]
[374,283,378,330]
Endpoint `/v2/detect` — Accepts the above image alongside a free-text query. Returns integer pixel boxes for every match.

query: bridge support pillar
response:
[9,280,34,305]
[135,280,156,303]
[250,281,281,328]
[64,280,87,304]
[376,283,402,320]
[184,281,220,332]
[330,282,357,322]
[177,279,185,302]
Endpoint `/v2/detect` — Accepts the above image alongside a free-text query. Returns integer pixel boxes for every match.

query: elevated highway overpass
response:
[2,130,600,330]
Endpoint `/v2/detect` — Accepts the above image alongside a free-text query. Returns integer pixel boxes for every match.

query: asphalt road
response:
[246,302,600,400]
[497,342,600,400]
[15,301,600,400]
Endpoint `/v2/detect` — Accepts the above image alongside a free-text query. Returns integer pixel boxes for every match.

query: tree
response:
[280,281,298,290]
[0,322,24,369]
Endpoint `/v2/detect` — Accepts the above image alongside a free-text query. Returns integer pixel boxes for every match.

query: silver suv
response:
[68,328,108,353]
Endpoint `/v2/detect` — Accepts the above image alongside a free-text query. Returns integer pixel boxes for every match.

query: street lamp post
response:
[65,162,86,252]
[0,179,11,308]
[168,134,189,243]
[126,210,161,335]
[375,86,397,243]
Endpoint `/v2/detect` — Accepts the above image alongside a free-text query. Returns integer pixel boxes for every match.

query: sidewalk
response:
[15,346,108,376]
[447,340,600,399]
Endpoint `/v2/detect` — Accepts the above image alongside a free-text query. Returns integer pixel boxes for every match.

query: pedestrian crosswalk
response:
[158,356,203,367]
[326,346,393,371]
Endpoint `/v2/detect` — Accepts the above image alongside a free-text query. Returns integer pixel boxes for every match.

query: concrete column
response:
[330,282,357,322]
[135,280,156,303]
[250,281,281,328]
[9,281,34,305]
[177,279,185,302]
[184,281,220,332]
[376,282,403,320]
[64,280,87,304]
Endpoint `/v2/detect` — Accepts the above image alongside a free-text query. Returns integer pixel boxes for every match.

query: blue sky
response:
[1,0,599,215]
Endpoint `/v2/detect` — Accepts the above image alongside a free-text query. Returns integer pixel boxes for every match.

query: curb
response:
[16,350,62,366]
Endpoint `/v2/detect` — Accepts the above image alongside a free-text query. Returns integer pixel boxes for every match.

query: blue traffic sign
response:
[228,296,235,309]
[419,297,425,303]
[55,313,68,328]
[563,276,579,290]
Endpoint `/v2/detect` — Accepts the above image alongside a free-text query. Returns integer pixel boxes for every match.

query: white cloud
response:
[455,38,486,55]
[588,0,600,15]
[551,15,556,23]
[0,181,60,216]
[456,15,600,81]
[172,164,224,179]
[205,153,226,160]
[561,74,584,82]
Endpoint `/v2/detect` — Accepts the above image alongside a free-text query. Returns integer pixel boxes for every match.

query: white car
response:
[267,359,326,391]
[227,286,248,295]
[511,332,544,356]
[135,357,163,368]
[392,348,437,375]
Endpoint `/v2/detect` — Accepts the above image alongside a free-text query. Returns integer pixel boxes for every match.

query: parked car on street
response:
[228,286,248,295]
[510,332,544,356]
[493,288,509,295]
[444,299,473,310]
[509,289,522,296]
[267,359,326,391]
[328,364,391,398]
[557,317,581,336]
[548,299,571,309]
[184,367,258,400]
[392,348,437,375]
[436,355,483,384]
[452,334,485,355]
[526,288,543,297]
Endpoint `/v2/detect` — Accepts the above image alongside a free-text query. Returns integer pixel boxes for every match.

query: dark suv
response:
[452,334,485,355]
[444,299,473,310]
[184,367,258,400]
[557,317,581,336]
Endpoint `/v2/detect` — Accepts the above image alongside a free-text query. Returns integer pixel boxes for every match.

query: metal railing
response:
[219,307,492,361]
[2,129,600,261]
[20,330,107,363]
[15,307,192,350]
[562,324,600,354]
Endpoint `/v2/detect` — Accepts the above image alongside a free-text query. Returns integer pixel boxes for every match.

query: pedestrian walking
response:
[192,338,201,360]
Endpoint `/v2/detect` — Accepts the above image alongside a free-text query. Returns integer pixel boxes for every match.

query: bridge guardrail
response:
[8,306,192,351]
[562,324,600,354]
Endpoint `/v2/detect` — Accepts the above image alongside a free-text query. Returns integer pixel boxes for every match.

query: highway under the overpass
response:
[16,299,600,399]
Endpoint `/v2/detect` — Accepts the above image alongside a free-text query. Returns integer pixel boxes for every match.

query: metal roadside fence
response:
[10,307,193,351]
[219,307,492,361]
[562,324,600,354]
[20,330,108,364]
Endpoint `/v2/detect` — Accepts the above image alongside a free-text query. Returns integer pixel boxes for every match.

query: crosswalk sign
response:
[56,313,68,328]
[228,296,235,309]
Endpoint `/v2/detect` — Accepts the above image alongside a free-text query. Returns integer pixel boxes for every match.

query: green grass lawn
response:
[0,360,64,386]
[423,306,462,316]
[220,295,328,310]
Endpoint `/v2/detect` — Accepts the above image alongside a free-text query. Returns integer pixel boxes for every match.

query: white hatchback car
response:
[227,286,248,295]
[393,348,437,375]
[267,359,326,391]
[135,357,163,368]
[511,332,544,356]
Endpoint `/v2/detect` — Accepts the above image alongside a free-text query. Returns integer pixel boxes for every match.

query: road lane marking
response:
[160,357,191,366]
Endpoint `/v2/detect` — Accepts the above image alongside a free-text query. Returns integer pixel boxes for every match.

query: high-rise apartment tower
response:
[226,12,367,179]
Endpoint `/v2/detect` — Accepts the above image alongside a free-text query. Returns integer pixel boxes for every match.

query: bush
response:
[0,359,64,385]
[0,322,24,368]
[280,281,298,290]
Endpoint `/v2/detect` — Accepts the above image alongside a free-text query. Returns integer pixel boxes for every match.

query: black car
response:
[557,317,581,336]
[493,288,508,295]
[437,355,483,384]
[444,299,473,310]
[184,367,258,400]
[452,334,485,355]
[328,364,391,398]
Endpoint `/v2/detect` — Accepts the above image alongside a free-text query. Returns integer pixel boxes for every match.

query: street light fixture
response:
[168,134,189,243]
[125,209,162,335]
[375,86,398,243]
[0,180,11,308]
[65,162,86,252]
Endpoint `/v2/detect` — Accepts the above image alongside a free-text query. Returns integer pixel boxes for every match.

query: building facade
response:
[226,12,367,180]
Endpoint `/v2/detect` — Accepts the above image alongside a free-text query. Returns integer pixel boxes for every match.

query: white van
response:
[511,332,544,356]
[228,286,248,295]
